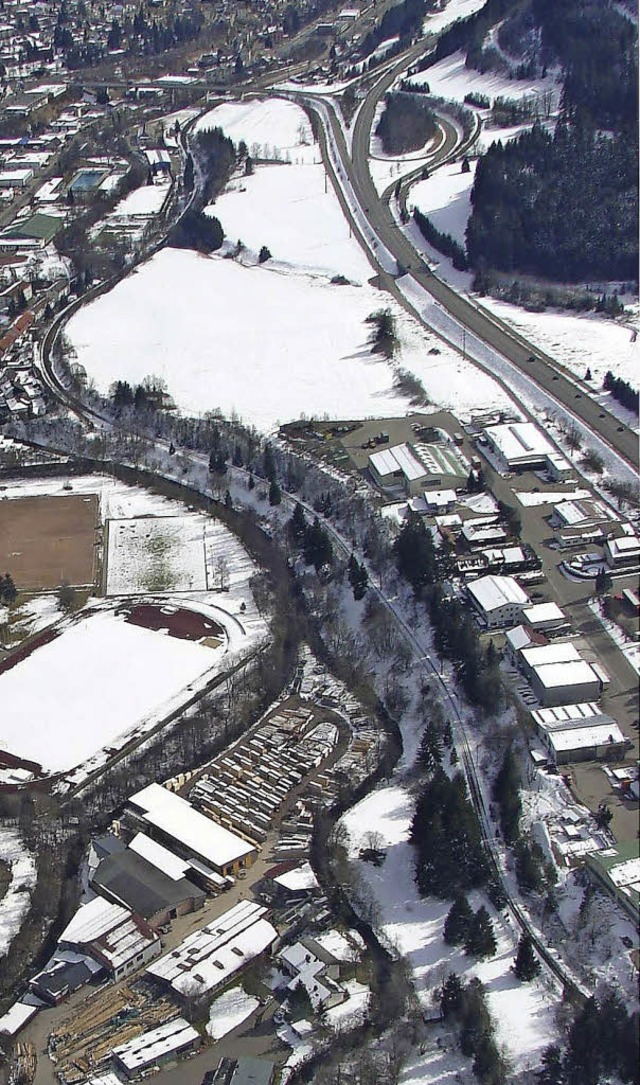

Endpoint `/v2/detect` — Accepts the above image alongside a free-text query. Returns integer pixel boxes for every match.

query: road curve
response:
[324,42,638,470]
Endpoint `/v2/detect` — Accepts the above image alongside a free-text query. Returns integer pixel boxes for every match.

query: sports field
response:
[0,493,98,590]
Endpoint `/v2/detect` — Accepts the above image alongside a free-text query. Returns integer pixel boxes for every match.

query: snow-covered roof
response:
[547,721,625,754]
[606,535,640,557]
[369,443,427,482]
[113,1017,198,1072]
[423,488,456,507]
[0,1001,38,1037]
[147,900,276,1000]
[59,896,129,945]
[521,603,565,626]
[531,702,606,728]
[274,861,319,892]
[533,660,600,690]
[128,832,191,882]
[484,421,555,464]
[129,783,256,869]
[520,642,581,668]
[505,625,536,653]
[467,574,529,612]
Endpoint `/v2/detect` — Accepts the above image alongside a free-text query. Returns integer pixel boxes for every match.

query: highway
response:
[302,43,638,472]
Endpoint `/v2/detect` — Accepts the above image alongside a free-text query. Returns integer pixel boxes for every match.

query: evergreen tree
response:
[288,502,307,547]
[514,934,539,980]
[268,479,282,506]
[465,906,496,959]
[418,721,443,773]
[0,572,17,604]
[394,512,436,592]
[492,746,522,846]
[439,971,464,1018]
[303,518,333,573]
[536,1045,566,1085]
[443,893,474,946]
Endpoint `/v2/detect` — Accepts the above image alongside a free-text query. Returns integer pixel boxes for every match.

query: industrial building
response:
[146,900,277,1003]
[483,422,572,478]
[520,602,567,633]
[91,838,206,926]
[519,643,609,707]
[531,703,627,765]
[604,534,640,570]
[113,1018,199,1078]
[127,782,257,880]
[368,443,429,495]
[586,842,640,924]
[57,896,161,981]
[466,574,530,628]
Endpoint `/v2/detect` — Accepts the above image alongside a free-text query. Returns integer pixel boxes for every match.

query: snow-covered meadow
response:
[66,96,519,431]
[0,608,221,773]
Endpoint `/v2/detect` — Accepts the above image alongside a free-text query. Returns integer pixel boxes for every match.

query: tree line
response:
[603,371,639,416]
[394,514,502,713]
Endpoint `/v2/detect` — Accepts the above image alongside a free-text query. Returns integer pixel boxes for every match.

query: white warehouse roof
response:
[467,574,530,613]
[484,422,555,464]
[128,832,191,882]
[531,702,608,728]
[369,443,427,482]
[129,783,256,870]
[547,721,625,754]
[520,642,581,668]
[533,660,600,690]
[521,603,565,626]
[147,899,276,1000]
[114,1017,198,1072]
[60,896,129,946]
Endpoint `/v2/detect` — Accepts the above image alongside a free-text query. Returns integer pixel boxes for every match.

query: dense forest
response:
[376,92,436,154]
[466,121,638,280]
[429,0,639,284]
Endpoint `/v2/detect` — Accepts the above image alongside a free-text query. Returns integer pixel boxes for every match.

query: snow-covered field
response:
[67,96,520,431]
[341,784,558,1074]
[107,515,207,594]
[0,829,37,959]
[0,475,267,777]
[407,49,560,110]
[109,179,170,219]
[0,608,221,773]
[410,160,476,246]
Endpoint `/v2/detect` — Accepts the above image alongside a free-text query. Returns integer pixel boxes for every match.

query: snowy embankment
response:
[0,828,37,959]
[67,96,519,430]
[340,785,558,1076]
[399,51,638,416]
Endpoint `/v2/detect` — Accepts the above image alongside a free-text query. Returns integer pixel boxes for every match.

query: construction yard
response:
[0,493,99,590]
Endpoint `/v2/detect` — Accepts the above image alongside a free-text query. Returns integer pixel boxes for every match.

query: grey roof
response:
[231,1058,275,1085]
[92,849,205,920]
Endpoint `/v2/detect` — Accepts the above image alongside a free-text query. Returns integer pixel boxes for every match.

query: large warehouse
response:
[128,783,256,879]
[147,900,277,1002]
[519,643,609,707]
[531,703,627,764]
[467,574,530,628]
[483,422,571,478]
